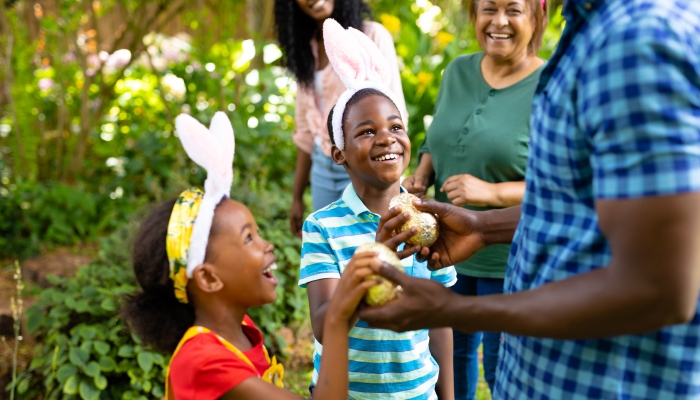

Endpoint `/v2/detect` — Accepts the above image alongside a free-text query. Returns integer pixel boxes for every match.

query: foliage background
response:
[0,0,564,398]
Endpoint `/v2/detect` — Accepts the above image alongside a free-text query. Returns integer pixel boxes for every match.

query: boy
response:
[299,87,457,399]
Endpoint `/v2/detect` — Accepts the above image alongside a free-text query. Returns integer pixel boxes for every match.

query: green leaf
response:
[80,326,97,340]
[25,308,43,333]
[65,296,77,309]
[100,297,116,311]
[151,384,164,398]
[117,344,135,358]
[63,375,79,395]
[56,364,78,383]
[137,352,154,373]
[84,361,101,378]
[94,341,110,356]
[17,378,29,394]
[98,356,117,372]
[69,347,89,367]
[94,375,108,390]
[142,379,152,393]
[79,379,100,400]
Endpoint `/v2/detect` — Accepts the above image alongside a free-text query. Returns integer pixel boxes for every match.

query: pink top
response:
[292,21,407,157]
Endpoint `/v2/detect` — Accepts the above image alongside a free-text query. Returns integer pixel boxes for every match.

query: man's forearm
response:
[478,205,521,247]
[448,264,692,339]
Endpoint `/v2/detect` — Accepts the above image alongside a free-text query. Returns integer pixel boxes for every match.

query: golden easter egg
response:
[389,192,439,247]
[353,242,405,307]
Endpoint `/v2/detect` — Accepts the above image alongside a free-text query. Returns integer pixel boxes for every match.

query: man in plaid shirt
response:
[360,0,700,398]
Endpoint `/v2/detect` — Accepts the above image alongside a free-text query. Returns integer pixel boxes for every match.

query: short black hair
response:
[121,197,226,353]
[327,88,394,146]
[274,0,373,88]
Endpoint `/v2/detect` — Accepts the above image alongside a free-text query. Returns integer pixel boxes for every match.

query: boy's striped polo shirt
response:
[300,184,457,399]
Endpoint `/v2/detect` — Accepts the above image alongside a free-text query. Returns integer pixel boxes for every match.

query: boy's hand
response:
[326,253,384,331]
[376,206,422,259]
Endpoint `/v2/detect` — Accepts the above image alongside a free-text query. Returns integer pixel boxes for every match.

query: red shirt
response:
[168,316,271,400]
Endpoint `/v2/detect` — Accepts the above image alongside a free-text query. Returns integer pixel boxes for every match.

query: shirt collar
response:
[341,184,406,217]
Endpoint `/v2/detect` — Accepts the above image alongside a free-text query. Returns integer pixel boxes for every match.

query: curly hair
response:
[274,0,373,88]
[121,199,226,353]
[327,88,394,146]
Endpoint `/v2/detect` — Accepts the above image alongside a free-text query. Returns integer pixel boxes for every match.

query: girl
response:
[274,0,406,237]
[122,111,381,400]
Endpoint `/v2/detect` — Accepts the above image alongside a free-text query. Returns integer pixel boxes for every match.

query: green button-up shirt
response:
[420,52,543,278]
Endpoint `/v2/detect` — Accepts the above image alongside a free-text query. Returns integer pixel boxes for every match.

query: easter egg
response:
[353,242,405,306]
[389,192,439,247]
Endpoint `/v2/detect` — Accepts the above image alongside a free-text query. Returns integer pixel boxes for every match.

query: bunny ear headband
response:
[166,111,234,303]
[324,18,407,150]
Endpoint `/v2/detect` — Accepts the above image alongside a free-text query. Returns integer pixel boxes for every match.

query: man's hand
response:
[411,199,487,270]
[357,262,457,332]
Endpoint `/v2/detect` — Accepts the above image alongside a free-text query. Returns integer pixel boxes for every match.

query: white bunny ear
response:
[323,19,366,88]
[208,111,234,188]
[175,114,218,173]
[348,27,391,86]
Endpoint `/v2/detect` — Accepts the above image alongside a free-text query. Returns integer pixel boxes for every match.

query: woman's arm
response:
[441,175,525,208]
[291,149,312,238]
[429,328,454,400]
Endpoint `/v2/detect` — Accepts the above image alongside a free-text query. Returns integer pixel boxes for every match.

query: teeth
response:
[374,153,400,161]
[490,34,511,39]
[262,263,277,274]
[310,0,326,10]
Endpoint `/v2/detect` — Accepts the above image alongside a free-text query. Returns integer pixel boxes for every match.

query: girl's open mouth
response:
[262,262,279,285]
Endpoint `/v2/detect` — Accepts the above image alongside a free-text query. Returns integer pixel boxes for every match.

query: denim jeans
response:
[310,143,351,211]
[451,274,504,400]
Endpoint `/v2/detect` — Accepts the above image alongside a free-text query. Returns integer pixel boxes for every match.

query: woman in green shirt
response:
[404,0,548,398]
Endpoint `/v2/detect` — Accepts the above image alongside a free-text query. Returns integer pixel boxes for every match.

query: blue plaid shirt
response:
[495,1,700,399]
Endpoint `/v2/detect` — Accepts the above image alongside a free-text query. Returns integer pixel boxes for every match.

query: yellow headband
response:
[166,188,204,303]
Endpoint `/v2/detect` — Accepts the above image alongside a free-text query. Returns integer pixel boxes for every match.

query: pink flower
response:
[106,49,131,69]
[38,78,55,91]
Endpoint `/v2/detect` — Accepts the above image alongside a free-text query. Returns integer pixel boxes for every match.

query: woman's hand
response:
[290,198,305,238]
[375,206,422,259]
[325,253,383,331]
[441,174,498,207]
[403,175,431,198]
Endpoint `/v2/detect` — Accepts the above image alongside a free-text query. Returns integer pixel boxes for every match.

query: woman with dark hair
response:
[274,0,406,238]
[403,0,548,399]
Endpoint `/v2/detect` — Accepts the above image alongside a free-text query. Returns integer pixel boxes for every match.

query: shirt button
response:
[475,109,481,115]
[584,2,592,10]
[489,90,495,96]
[462,128,469,135]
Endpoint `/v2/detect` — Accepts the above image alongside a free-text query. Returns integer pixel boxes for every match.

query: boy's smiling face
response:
[332,94,410,190]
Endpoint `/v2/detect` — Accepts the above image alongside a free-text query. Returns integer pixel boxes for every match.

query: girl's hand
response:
[403,175,431,198]
[441,174,496,207]
[375,206,422,259]
[325,253,383,330]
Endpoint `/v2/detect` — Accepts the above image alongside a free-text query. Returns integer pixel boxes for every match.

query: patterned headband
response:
[323,18,407,150]
[166,112,235,303]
